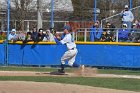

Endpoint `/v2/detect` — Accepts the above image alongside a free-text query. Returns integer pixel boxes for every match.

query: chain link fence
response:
[101,5,140,28]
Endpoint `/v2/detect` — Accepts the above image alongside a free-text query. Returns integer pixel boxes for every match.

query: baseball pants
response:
[61,48,78,66]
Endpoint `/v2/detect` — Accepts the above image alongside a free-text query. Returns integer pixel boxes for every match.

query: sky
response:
[0,0,74,12]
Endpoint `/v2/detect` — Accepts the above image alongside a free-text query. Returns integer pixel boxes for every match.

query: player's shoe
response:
[58,69,65,74]
[73,65,85,76]
[80,65,85,71]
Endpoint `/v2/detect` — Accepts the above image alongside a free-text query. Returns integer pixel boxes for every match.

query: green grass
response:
[0,76,140,92]
[0,66,75,72]
[98,69,140,75]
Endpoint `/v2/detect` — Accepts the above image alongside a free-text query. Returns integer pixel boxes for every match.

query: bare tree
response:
[10,0,36,31]
[1,0,140,31]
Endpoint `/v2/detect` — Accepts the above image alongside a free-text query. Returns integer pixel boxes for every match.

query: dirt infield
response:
[0,71,140,79]
[0,70,140,93]
[0,81,138,93]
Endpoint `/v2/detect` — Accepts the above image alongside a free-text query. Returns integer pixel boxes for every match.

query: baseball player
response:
[55,26,81,73]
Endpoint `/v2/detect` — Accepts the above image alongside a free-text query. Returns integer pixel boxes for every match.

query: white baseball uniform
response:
[60,33,77,66]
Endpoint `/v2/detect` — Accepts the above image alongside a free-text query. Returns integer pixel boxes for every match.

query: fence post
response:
[116,29,118,42]
[94,0,97,22]
[14,20,16,30]
[75,31,78,41]
[72,31,75,41]
[37,0,43,30]
[130,0,132,10]
[84,28,87,42]
[6,0,11,66]
[50,0,54,29]
[27,21,29,32]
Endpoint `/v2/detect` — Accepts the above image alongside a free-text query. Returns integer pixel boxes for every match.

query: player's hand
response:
[55,33,61,41]
[56,36,61,41]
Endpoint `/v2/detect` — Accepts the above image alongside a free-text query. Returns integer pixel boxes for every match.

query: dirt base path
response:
[0,71,140,79]
[0,81,138,93]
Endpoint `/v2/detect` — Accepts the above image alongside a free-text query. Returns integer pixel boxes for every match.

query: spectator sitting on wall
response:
[46,29,55,42]
[118,24,130,42]
[120,5,134,29]
[17,31,26,41]
[133,20,140,29]
[37,28,44,41]
[23,31,33,43]
[130,23,140,42]
[31,27,38,42]
[102,22,115,42]
[42,31,49,42]
[106,22,116,31]
[8,29,17,42]
[101,24,114,42]
[90,21,103,42]
[42,30,55,42]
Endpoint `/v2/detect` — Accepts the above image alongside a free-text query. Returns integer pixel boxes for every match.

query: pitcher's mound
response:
[50,71,68,75]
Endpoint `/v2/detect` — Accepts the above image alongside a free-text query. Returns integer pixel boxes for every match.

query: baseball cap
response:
[133,23,136,26]
[63,26,71,31]
[11,29,16,32]
[39,28,43,32]
[125,5,129,8]
[122,24,127,27]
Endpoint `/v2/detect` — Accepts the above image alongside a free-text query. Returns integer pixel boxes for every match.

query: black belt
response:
[71,48,76,50]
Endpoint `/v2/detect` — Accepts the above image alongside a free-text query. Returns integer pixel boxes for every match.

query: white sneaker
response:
[80,65,85,70]
[80,65,85,74]
[73,65,85,76]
